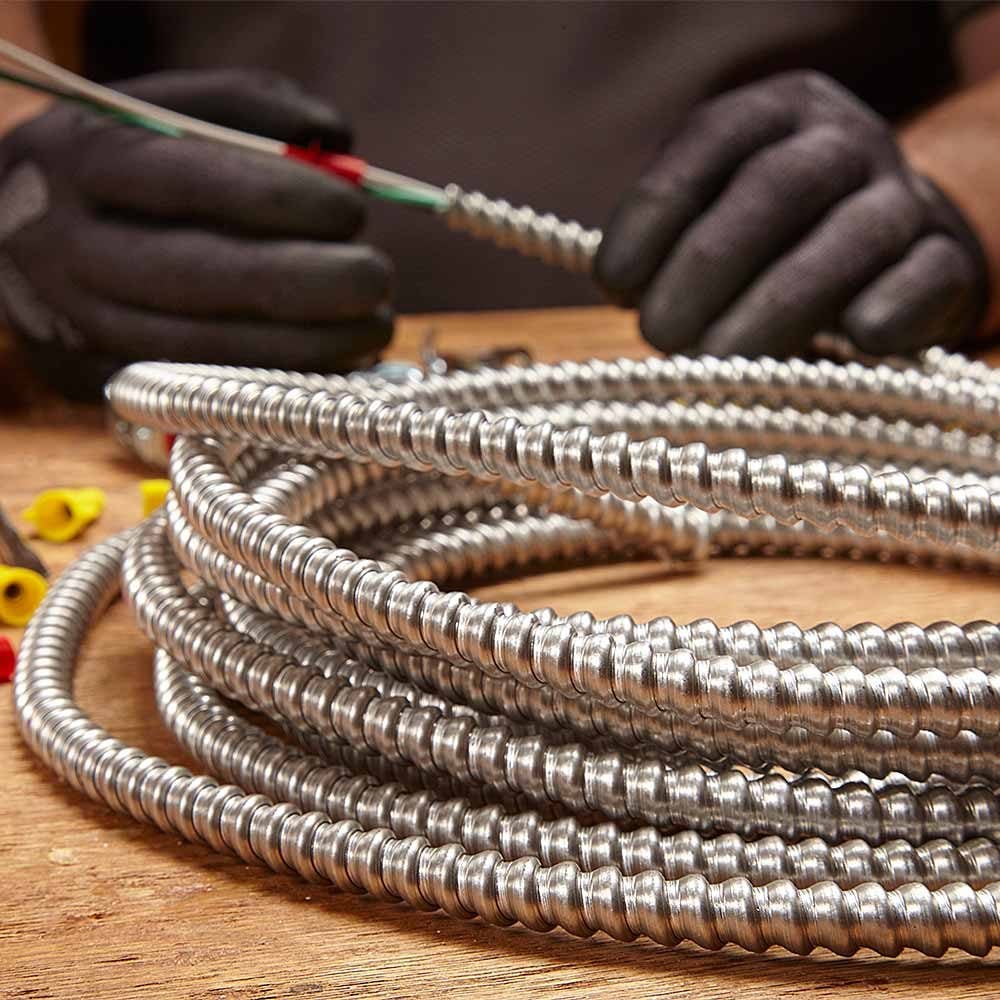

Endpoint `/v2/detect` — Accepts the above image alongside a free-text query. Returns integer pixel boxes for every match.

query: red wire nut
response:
[0,635,15,683]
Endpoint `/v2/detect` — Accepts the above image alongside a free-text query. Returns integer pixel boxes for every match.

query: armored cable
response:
[15,329,1000,958]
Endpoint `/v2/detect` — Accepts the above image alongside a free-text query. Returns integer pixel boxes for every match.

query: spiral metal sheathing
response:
[443,185,603,271]
[14,341,1000,957]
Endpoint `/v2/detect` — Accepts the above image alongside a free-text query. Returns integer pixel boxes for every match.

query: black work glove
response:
[595,71,989,358]
[0,69,393,399]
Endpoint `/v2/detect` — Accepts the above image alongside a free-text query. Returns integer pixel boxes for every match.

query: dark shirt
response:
[84,1,970,312]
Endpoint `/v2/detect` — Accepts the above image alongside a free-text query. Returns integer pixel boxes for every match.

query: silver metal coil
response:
[442,185,602,271]
[15,337,1000,957]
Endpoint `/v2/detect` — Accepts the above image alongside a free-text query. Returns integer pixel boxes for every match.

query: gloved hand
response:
[595,71,989,358]
[0,69,393,399]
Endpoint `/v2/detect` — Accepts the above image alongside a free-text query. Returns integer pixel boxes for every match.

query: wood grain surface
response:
[3,307,999,998]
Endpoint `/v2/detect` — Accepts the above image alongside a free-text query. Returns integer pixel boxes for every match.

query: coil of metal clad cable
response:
[14,340,1000,958]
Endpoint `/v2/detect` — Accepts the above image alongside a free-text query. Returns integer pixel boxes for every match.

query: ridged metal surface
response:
[15,339,1000,957]
[442,184,602,271]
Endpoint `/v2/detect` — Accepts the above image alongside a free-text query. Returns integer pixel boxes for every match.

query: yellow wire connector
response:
[22,487,106,543]
[140,479,171,518]
[0,565,47,626]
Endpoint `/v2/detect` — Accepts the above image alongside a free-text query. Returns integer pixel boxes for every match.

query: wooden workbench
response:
[2,307,999,998]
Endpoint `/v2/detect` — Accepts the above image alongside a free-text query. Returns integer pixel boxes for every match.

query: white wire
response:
[0,39,283,155]
[0,39,451,206]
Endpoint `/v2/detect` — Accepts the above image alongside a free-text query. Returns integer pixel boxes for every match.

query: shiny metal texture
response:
[442,184,602,271]
[15,339,1000,958]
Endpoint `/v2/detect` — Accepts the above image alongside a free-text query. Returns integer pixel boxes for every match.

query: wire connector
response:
[0,635,15,683]
[0,565,46,627]
[140,479,171,518]
[22,488,105,543]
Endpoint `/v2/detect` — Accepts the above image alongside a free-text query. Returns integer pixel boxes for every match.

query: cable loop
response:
[15,344,1000,956]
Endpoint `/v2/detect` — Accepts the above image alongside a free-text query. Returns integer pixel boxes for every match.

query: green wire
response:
[111,110,183,137]
[363,181,446,210]
[0,66,76,102]
[0,66,182,136]
[0,65,436,206]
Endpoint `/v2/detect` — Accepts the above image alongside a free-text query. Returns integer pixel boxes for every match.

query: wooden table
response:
[2,307,998,998]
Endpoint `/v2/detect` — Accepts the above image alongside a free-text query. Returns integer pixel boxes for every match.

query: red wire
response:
[284,144,367,185]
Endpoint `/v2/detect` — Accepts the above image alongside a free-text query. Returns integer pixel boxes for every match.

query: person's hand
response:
[595,71,989,358]
[0,69,393,399]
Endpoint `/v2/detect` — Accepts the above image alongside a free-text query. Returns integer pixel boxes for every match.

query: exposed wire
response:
[0,39,282,154]
[0,39,449,209]
[0,66,182,135]
[0,65,83,102]
[363,181,448,209]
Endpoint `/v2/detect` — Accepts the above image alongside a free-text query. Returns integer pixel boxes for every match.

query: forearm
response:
[900,9,1000,333]
[0,1,52,133]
